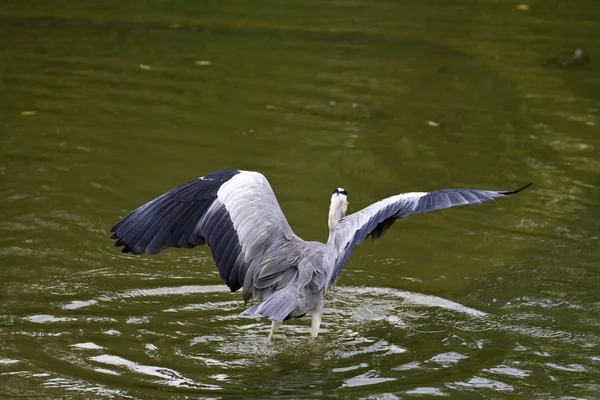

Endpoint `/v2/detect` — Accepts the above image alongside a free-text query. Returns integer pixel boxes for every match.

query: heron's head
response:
[328,188,349,233]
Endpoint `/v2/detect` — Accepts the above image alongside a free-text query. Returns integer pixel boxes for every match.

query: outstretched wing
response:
[326,184,531,285]
[111,170,302,293]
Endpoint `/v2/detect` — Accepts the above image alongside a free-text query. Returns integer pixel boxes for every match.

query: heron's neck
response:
[328,201,345,238]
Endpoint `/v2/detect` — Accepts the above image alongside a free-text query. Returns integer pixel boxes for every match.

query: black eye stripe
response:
[332,189,349,196]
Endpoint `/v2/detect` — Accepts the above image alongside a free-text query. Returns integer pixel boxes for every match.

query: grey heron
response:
[111,170,530,339]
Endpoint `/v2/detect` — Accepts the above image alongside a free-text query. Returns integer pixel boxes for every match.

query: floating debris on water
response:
[554,49,591,68]
[195,60,211,66]
[169,23,182,29]
[427,121,440,127]
[20,111,37,116]
[329,100,336,107]
[139,64,151,70]
[516,4,529,11]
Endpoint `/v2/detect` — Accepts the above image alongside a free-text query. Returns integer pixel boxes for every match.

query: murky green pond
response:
[1,1,599,398]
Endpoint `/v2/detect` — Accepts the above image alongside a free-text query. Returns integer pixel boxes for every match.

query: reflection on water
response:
[1,0,600,398]
[89,354,221,390]
[3,281,600,397]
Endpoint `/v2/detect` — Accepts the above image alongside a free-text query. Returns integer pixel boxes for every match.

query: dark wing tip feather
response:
[499,183,532,196]
[109,170,241,256]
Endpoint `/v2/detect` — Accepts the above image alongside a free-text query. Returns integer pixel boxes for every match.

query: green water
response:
[1,1,599,398]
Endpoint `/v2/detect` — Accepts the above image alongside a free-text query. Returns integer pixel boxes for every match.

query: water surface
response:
[1,1,599,398]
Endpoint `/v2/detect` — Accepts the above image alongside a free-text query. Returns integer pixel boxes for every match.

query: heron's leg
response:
[268,321,282,340]
[311,311,322,338]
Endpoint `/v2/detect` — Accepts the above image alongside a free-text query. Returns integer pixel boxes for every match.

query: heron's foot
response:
[311,311,322,338]
[268,321,282,340]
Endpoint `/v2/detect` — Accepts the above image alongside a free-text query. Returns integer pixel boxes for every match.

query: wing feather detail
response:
[326,184,531,285]
[110,170,307,295]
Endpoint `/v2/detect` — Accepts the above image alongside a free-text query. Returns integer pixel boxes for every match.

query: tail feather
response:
[241,290,296,322]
